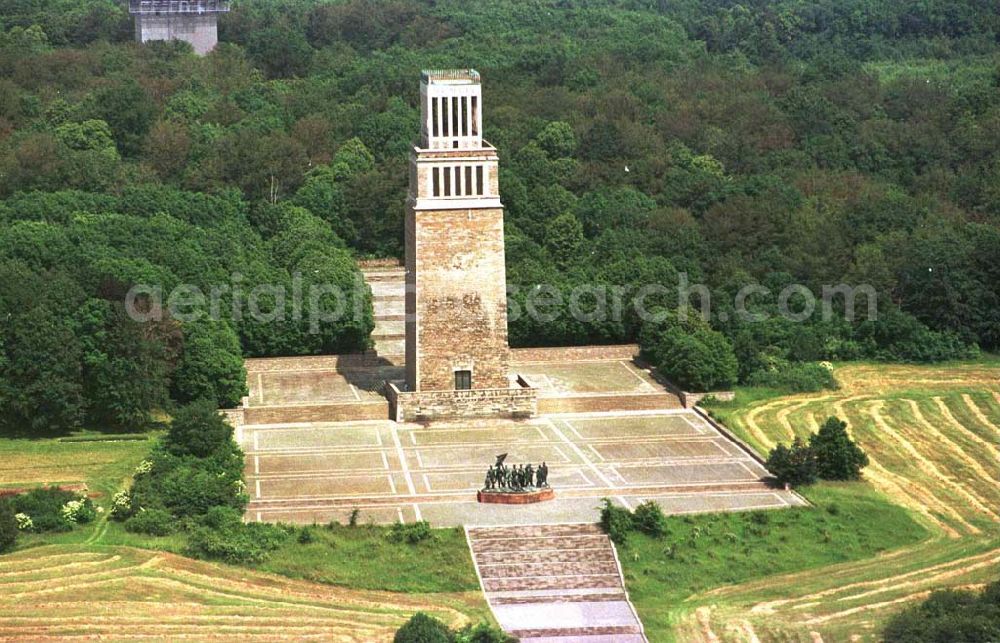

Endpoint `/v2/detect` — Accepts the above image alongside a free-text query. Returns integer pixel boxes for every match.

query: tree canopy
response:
[0,0,998,432]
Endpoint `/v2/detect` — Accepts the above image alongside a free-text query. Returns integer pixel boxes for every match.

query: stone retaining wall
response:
[244,401,389,425]
[388,379,537,422]
[357,258,404,269]
[537,393,682,414]
[680,390,736,407]
[511,344,639,363]
[244,353,384,372]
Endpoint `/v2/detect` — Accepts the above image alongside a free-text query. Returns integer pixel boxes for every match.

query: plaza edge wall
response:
[387,380,536,422]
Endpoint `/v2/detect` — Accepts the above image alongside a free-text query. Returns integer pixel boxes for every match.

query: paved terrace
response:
[242,410,803,526]
[239,347,803,526]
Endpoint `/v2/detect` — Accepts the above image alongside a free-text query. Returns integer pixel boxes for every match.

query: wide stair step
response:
[467,523,646,642]
[520,635,645,643]
[361,268,405,282]
[475,548,616,566]
[361,265,408,360]
[513,626,643,639]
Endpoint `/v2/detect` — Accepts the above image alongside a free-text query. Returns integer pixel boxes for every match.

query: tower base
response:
[134,13,219,55]
[386,378,537,423]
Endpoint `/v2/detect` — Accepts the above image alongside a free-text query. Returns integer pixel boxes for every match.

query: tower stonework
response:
[129,1,229,56]
[405,70,512,393]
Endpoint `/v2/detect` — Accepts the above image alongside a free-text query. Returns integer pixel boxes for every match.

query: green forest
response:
[0,0,998,433]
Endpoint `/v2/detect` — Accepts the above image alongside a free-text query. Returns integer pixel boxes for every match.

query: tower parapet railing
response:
[129,0,230,15]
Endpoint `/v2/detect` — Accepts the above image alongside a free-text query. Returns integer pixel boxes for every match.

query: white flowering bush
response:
[14,513,33,531]
[61,500,85,524]
[110,490,132,519]
[60,497,97,525]
[134,460,153,476]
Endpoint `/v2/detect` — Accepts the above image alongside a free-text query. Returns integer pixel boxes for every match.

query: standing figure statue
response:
[537,461,549,487]
[525,463,535,488]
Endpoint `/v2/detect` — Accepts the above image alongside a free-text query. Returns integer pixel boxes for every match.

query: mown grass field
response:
[0,432,154,497]
[673,359,1000,642]
[0,544,486,640]
[0,430,487,641]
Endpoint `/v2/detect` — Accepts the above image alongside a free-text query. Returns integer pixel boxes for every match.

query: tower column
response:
[406,70,511,393]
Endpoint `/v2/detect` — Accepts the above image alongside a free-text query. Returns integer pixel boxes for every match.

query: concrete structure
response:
[404,70,512,394]
[129,1,229,56]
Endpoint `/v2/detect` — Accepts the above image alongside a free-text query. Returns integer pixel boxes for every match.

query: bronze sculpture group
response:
[482,453,549,492]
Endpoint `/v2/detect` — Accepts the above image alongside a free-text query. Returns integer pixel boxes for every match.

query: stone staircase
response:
[466,524,646,642]
[361,265,406,361]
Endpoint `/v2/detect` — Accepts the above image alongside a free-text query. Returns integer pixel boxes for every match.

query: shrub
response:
[184,510,288,565]
[0,501,17,553]
[599,498,634,544]
[14,513,33,531]
[128,441,247,520]
[394,612,452,643]
[124,508,176,536]
[171,320,247,408]
[110,489,132,519]
[297,526,315,544]
[745,361,838,393]
[810,416,869,480]
[766,438,818,487]
[632,501,668,537]
[10,487,80,532]
[640,315,738,392]
[387,521,432,544]
[200,506,244,529]
[61,498,97,525]
[166,399,235,458]
[882,579,1000,642]
[454,622,517,643]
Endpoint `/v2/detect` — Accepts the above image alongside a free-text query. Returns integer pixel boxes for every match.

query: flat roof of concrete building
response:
[422,69,481,84]
[129,1,230,14]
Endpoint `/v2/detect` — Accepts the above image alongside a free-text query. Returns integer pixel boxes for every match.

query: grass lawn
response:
[0,431,156,498]
[15,516,479,595]
[260,523,480,593]
[620,482,928,642]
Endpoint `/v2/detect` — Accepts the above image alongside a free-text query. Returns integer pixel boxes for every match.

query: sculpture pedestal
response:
[477,488,555,504]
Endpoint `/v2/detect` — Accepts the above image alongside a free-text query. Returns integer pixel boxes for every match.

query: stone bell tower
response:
[404,70,512,393]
